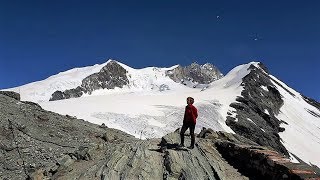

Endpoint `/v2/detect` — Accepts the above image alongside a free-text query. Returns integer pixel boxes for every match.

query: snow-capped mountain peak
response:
[3,59,223,102]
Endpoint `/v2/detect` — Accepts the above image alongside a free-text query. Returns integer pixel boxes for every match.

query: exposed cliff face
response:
[226,63,289,156]
[166,62,223,88]
[1,92,319,179]
[50,60,129,101]
[81,61,129,94]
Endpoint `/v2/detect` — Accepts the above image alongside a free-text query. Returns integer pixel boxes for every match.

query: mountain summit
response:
[48,60,223,101]
[4,60,223,102]
[2,60,320,170]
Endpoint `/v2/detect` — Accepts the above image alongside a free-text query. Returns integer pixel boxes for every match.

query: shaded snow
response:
[271,76,320,167]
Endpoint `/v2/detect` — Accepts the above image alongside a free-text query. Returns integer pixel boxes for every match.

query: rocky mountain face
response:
[1,92,319,179]
[166,62,223,88]
[225,62,320,160]
[49,61,223,101]
[50,61,129,101]
[226,63,289,157]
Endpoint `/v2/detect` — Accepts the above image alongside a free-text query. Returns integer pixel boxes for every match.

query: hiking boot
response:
[178,144,185,148]
[187,145,194,149]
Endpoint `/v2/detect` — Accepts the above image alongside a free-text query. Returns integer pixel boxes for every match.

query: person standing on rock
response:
[180,97,198,149]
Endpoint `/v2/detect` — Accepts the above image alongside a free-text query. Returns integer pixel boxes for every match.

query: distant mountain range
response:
[3,59,320,169]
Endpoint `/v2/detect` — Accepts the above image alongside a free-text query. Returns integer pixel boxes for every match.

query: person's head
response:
[187,97,194,105]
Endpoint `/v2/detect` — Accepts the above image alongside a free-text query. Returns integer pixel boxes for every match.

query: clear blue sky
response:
[0,0,319,101]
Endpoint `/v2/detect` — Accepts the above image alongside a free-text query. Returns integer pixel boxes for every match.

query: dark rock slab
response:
[50,60,129,101]
[215,141,320,179]
[166,62,223,87]
[226,63,289,156]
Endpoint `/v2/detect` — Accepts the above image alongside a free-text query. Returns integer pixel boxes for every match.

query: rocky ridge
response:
[166,62,223,88]
[50,60,129,101]
[226,63,289,156]
[50,61,223,101]
[1,92,319,179]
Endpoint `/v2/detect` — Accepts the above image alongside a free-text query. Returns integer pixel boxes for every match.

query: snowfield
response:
[4,61,111,102]
[38,61,254,138]
[270,75,320,167]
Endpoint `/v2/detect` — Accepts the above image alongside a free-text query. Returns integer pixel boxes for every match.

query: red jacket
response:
[183,104,198,124]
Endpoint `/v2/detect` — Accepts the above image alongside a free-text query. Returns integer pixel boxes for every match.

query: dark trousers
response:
[180,122,195,147]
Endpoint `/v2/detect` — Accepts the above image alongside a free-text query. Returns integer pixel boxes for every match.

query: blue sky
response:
[0,0,319,101]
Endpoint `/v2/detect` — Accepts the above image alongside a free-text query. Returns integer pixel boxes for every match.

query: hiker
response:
[180,97,198,149]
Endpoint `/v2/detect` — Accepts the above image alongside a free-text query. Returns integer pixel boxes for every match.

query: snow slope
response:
[270,75,320,167]
[4,60,183,102]
[4,60,112,102]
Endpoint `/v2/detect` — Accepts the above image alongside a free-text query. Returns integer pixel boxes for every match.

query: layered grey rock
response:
[50,60,129,101]
[215,140,320,179]
[0,92,134,179]
[0,91,20,101]
[159,130,249,180]
[81,61,129,94]
[166,62,223,88]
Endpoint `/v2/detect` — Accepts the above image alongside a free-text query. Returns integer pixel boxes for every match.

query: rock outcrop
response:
[226,63,289,156]
[0,91,20,101]
[50,60,129,101]
[49,61,223,101]
[166,62,223,88]
[1,92,319,179]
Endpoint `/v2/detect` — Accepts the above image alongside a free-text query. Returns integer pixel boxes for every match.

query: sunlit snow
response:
[271,75,320,167]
